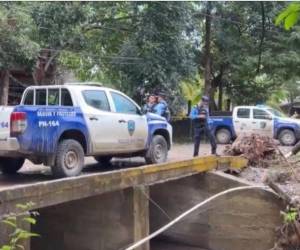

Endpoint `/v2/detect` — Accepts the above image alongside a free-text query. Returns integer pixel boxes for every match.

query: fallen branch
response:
[224,134,280,166]
[264,178,295,206]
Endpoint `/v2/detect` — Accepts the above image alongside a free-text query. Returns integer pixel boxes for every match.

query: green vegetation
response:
[276,3,300,30]
[0,202,39,250]
[0,2,299,112]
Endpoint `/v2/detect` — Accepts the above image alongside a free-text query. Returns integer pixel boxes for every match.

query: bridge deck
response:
[0,156,247,216]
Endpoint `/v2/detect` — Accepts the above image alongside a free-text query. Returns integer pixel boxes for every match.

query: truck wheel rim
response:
[65,151,78,170]
[154,144,163,160]
[283,134,294,144]
[218,133,227,143]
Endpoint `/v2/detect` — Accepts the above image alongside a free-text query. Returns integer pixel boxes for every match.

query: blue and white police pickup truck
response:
[0,83,172,178]
[212,105,300,146]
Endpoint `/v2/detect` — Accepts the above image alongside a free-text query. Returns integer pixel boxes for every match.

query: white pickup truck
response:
[0,83,172,178]
[211,105,300,145]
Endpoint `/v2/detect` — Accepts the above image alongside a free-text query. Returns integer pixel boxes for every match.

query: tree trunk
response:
[256,2,265,74]
[204,1,212,96]
[226,99,231,111]
[0,70,10,105]
[218,80,223,110]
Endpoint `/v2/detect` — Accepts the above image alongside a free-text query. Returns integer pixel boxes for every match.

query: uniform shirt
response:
[155,100,167,116]
[189,105,212,127]
[143,103,156,113]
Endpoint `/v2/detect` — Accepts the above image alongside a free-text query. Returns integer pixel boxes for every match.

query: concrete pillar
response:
[133,186,150,250]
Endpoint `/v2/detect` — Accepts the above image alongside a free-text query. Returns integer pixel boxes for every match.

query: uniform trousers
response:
[193,124,217,156]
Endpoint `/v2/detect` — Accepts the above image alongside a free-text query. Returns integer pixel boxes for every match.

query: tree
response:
[0,2,40,105]
[59,2,197,112]
[29,2,89,84]
[112,2,196,110]
[192,2,299,107]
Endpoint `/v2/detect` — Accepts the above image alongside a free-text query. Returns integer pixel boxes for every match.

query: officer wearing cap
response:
[189,95,217,156]
[154,91,171,121]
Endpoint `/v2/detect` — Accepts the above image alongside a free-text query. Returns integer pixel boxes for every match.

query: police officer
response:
[143,94,157,113]
[155,92,171,121]
[189,96,217,156]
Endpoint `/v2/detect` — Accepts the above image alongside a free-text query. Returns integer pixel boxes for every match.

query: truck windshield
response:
[267,108,286,118]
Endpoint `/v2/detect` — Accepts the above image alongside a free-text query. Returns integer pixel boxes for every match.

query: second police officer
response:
[154,91,171,122]
[189,95,217,157]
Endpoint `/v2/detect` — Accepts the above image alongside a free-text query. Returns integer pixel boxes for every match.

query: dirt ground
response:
[19,143,226,173]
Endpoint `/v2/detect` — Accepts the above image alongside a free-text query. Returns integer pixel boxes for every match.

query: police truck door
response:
[110,91,148,152]
[233,107,251,137]
[83,89,126,153]
[250,108,273,138]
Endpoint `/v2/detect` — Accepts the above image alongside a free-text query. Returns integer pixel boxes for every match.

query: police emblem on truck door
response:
[127,120,135,136]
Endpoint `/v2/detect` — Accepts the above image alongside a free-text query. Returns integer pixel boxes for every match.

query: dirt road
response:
[20,143,225,173]
[0,143,224,189]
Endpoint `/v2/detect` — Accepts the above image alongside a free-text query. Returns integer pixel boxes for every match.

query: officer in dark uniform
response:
[189,95,217,156]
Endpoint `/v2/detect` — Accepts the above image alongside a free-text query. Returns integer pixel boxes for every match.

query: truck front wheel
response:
[216,128,231,144]
[279,129,296,146]
[52,139,84,178]
[0,157,24,174]
[145,135,168,164]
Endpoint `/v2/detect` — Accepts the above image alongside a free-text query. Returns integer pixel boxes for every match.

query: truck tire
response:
[145,135,168,164]
[216,128,231,144]
[52,139,84,178]
[279,129,296,146]
[0,157,24,174]
[94,156,112,166]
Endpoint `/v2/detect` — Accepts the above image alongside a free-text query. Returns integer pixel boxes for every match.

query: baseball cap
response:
[202,95,209,102]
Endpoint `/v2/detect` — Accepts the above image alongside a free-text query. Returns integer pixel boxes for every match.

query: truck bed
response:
[210,110,232,117]
[0,106,14,141]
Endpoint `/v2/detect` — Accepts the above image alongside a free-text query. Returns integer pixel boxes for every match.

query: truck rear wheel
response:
[0,157,24,174]
[216,128,231,144]
[52,139,84,178]
[279,129,296,146]
[145,135,168,164]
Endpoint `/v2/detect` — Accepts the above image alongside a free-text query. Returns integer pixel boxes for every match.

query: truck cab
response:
[212,105,300,146]
[0,83,172,178]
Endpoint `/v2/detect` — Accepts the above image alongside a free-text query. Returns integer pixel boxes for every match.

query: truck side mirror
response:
[266,114,273,120]
[140,108,148,115]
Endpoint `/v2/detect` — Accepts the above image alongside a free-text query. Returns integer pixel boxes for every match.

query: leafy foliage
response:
[0,2,300,112]
[282,207,298,224]
[0,3,40,70]
[276,3,300,30]
[181,74,204,106]
[0,202,39,250]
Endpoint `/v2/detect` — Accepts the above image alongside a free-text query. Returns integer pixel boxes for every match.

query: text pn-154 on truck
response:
[0,83,172,178]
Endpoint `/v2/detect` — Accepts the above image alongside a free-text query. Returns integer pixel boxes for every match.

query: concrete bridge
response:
[0,156,283,250]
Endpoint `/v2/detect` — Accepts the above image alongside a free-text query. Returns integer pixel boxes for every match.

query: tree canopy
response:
[0,1,299,114]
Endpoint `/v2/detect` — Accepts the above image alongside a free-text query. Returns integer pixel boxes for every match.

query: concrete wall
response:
[0,170,283,250]
[150,172,283,250]
[31,187,149,250]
